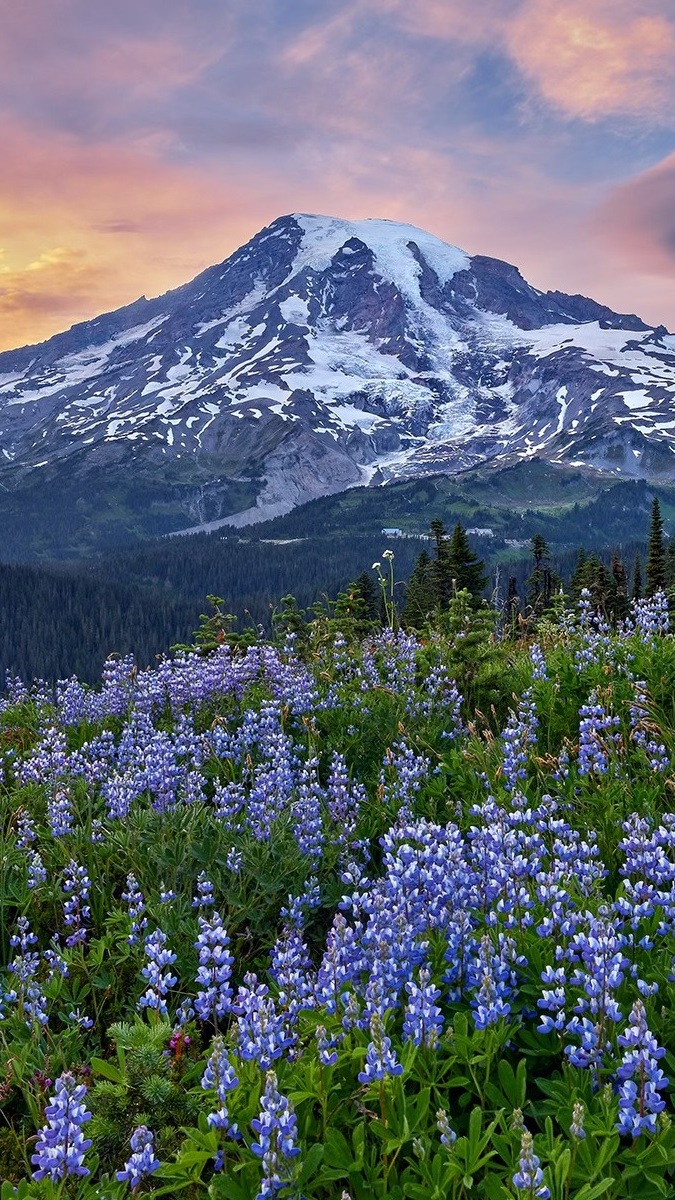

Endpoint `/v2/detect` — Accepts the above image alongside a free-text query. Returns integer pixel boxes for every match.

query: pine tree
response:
[646,497,666,596]
[353,571,381,623]
[665,543,675,592]
[632,553,642,600]
[569,548,587,604]
[429,519,453,608]
[402,550,437,628]
[446,523,488,605]
[526,534,560,615]
[611,551,629,622]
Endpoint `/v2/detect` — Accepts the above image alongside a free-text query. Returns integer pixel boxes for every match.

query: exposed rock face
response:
[0,212,674,548]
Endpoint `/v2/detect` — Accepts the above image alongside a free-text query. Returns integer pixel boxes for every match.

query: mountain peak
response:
[0,212,674,555]
[268,212,471,290]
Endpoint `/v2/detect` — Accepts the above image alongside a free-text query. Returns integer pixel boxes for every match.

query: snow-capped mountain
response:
[1,212,674,541]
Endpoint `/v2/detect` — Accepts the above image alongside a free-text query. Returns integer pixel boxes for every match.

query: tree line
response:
[0,499,670,684]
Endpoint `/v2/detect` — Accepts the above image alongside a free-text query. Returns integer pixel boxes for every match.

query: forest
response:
[0,477,671,684]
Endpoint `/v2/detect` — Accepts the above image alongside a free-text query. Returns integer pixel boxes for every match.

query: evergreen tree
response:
[402,550,437,628]
[353,571,381,624]
[665,543,675,596]
[646,497,666,596]
[632,553,642,601]
[446,523,488,605]
[429,519,453,608]
[569,548,587,604]
[610,551,629,622]
[526,534,560,615]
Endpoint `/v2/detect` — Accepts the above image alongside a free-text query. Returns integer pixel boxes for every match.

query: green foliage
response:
[647,496,666,596]
[5,584,675,1195]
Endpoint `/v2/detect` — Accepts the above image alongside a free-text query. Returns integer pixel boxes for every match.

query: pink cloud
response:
[0,115,267,350]
[591,153,675,284]
[378,0,675,124]
[506,0,675,122]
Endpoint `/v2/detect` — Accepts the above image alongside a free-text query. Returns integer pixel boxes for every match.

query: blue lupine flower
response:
[194,911,234,1023]
[251,1070,300,1199]
[138,929,177,1016]
[62,860,91,948]
[315,1024,339,1066]
[116,1125,161,1187]
[631,591,669,638]
[616,999,668,1138]
[68,1008,94,1031]
[270,925,316,1034]
[233,973,294,1068]
[577,693,620,776]
[512,1130,550,1198]
[31,1072,92,1182]
[201,1036,240,1135]
[192,871,215,908]
[529,643,547,681]
[358,1013,403,1083]
[5,916,47,1027]
[570,1101,586,1140]
[501,688,538,792]
[436,1108,456,1147]
[291,756,325,864]
[15,810,36,848]
[403,966,444,1048]
[226,846,243,872]
[121,873,147,946]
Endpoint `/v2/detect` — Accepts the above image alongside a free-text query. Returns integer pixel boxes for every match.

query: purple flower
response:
[121,873,147,946]
[358,1013,403,1083]
[436,1108,456,1147]
[192,871,216,908]
[194,912,234,1023]
[62,860,91,948]
[500,688,538,792]
[251,1070,300,1199]
[31,1072,92,1182]
[233,973,294,1069]
[291,756,325,864]
[6,916,47,1026]
[138,929,177,1016]
[403,966,444,1048]
[616,999,668,1138]
[577,692,620,777]
[116,1125,161,1187]
[314,1024,339,1067]
[512,1130,549,1198]
[201,1036,240,1136]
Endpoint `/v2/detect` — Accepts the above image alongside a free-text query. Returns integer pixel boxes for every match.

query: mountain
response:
[1,212,675,558]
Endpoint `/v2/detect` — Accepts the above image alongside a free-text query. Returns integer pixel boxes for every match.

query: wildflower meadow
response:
[2,584,675,1198]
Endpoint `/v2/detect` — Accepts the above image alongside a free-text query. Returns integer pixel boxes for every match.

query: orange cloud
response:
[506,0,675,121]
[0,116,269,351]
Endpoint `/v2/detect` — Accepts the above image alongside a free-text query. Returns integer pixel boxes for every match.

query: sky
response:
[2,0,675,351]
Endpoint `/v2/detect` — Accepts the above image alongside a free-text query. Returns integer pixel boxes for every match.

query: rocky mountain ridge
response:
[1,212,674,551]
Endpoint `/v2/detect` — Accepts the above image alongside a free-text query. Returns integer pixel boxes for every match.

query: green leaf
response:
[323,1127,354,1170]
[90,1055,125,1083]
[497,1059,517,1105]
[297,1141,324,1185]
[574,1179,615,1200]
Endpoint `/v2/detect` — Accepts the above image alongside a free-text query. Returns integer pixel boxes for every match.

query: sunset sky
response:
[2,0,675,351]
